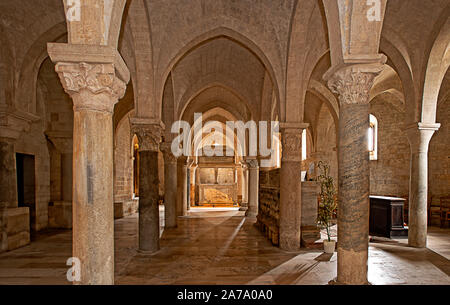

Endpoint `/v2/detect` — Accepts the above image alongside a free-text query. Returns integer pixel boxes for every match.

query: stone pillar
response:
[186,158,194,211]
[0,137,16,253]
[190,164,197,207]
[131,122,163,254]
[176,159,184,216]
[52,62,127,284]
[245,158,259,217]
[239,162,248,211]
[182,160,188,215]
[279,123,306,251]
[161,143,177,228]
[327,65,383,285]
[405,123,440,248]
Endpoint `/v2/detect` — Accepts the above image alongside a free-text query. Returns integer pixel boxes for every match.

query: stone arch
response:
[421,14,450,123]
[285,0,325,122]
[307,79,339,128]
[192,120,244,159]
[16,22,67,113]
[380,33,418,122]
[122,0,154,118]
[179,83,252,124]
[158,27,281,121]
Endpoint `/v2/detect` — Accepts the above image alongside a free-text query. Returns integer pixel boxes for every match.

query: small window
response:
[368,114,378,160]
[302,129,307,161]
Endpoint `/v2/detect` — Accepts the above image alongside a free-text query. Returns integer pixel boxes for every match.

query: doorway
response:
[16,153,36,233]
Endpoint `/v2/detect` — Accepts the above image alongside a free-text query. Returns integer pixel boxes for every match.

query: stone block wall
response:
[48,201,72,229]
[369,93,410,198]
[256,169,280,245]
[114,199,139,219]
[15,119,50,232]
[429,95,450,206]
[6,207,30,250]
[114,114,134,203]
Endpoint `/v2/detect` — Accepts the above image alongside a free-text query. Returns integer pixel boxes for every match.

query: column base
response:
[328,278,371,285]
[137,248,160,256]
[245,211,257,218]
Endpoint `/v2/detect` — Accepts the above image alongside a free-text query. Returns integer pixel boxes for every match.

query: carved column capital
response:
[404,122,440,154]
[280,122,308,162]
[160,142,177,164]
[131,123,163,152]
[244,158,259,169]
[239,160,248,170]
[55,62,126,112]
[327,65,384,106]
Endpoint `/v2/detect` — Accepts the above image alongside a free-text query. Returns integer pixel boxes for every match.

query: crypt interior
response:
[0,0,449,285]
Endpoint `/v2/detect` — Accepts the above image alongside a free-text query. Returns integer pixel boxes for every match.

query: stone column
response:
[405,123,440,248]
[186,158,194,211]
[327,65,383,285]
[131,122,163,254]
[182,160,188,215]
[53,62,127,284]
[239,162,248,212]
[161,143,177,228]
[245,158,259,217]
[279,123,306,251]
[190,164,197,207]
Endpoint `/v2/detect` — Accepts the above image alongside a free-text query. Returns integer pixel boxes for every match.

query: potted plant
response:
[317,161,337,254]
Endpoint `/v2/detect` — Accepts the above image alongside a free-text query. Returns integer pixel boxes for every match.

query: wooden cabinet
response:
[369,196,409,238]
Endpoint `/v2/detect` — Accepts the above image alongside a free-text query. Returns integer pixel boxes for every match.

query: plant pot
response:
[323,240,336,254]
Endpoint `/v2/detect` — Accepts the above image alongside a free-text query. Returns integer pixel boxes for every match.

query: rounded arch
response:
[179,84,252,124]
[16,22,67,113]
[421,15,450,123]
[122,0,154,118]
[158,27,281,120]
[307,79,339,128]
[285,0,325,122]
[192,120,244,159]
[380,33,418,122]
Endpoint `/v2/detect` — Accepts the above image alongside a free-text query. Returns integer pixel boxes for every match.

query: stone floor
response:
[0,207,448,285]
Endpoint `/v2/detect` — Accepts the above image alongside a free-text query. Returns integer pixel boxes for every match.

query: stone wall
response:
[256,169,280,245]
[113,113,137,218]
[314,105,338,183]
[10,57,68,232]
[429,95,450,205]
[114,114,134,203]
[369,93,410,198]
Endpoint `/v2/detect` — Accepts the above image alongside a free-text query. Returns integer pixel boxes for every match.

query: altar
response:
[369,196,409,238]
